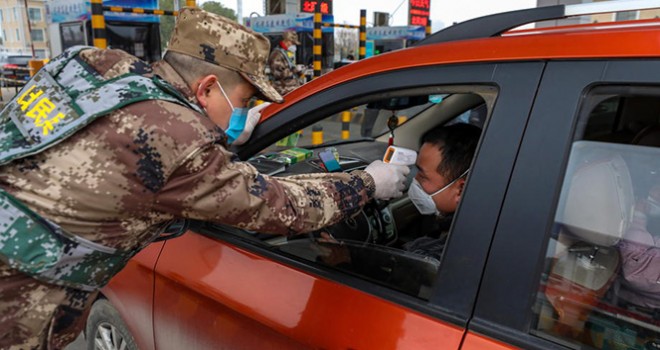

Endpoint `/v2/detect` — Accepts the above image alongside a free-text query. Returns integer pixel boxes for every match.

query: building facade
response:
[0,0,49,57]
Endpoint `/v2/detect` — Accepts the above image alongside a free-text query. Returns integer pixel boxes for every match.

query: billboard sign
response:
[300,0,333,15]
[408,0,430,27]
[47,0,89,23]
[248,13,334,33]
[249,14,297,33]
[46,0,159,24]
[367,25,425,40]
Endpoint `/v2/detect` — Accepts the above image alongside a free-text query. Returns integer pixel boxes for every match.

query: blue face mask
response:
[225,107,248,144]
[217,81,248,144]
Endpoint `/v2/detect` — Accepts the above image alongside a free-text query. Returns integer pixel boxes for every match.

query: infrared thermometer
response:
[383,146,417,166]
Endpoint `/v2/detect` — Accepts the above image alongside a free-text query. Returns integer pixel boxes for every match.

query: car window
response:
[208,87,494,301]
[531,87,660,349]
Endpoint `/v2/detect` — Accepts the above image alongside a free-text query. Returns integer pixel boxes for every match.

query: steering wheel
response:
[307,199,389,244]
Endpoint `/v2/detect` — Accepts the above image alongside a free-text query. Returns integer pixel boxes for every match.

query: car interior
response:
[533,87,660,349]
[193,85,496,301]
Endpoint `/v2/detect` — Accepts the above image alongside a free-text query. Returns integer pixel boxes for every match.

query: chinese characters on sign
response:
[367,26,426,40]
[248,13,335,33]
[17,86,66,136]
[301,0,333,14]
[409,0,430,27]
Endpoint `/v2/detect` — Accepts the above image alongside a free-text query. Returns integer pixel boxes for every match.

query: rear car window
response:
[532,86,660,349]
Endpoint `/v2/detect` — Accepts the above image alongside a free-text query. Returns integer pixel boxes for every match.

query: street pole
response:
[359,9,366,60]
[90,0,107,49]
[22,0,36,57]
[313,2,322,79]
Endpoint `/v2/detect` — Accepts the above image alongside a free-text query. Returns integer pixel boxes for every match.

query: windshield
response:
[260,94,442,154]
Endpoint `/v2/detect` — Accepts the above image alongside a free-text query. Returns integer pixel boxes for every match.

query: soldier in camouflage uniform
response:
[0,8,409,349]
[268,31,305,95]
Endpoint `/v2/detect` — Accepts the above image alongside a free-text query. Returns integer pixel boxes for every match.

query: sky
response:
[207,0,538,32]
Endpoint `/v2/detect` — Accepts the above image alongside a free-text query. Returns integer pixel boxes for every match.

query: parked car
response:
[86,2,660,350]
[0,54,32,89]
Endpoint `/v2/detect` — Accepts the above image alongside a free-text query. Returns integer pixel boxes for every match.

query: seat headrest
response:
[557,149,634,247]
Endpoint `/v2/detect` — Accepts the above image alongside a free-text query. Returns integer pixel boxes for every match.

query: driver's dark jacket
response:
[0,48,375,350]
[402,214,453,261]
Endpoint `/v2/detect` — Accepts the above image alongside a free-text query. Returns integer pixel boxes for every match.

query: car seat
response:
[616,125,660,310]
[543,144,634,339]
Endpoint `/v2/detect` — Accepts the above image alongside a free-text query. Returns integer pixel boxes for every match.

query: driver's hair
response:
[421,123,480,181]
[163,51,245,91]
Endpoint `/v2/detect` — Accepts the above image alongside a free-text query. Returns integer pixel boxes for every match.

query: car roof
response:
[261,15,660,121]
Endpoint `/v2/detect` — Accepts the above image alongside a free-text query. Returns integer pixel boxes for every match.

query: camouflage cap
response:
[168,7,283,103]
[283,31,301,45]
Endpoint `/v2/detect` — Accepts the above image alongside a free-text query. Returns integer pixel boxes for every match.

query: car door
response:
[102,241,166,350]
[150,60,545,350]
[466,60,660,349]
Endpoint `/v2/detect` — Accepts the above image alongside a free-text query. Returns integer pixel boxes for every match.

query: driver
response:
[320,123,481,261]
[403,123,480,260]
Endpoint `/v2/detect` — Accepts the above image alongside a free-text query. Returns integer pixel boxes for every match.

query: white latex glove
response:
[364,160,410,200]
[232,102,271,146]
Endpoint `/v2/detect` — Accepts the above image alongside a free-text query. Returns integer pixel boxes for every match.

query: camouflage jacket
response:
[0,48,375,253]
[268,47,302,95]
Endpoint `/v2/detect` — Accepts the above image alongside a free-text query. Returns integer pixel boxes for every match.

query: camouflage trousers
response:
[0,262,97,350]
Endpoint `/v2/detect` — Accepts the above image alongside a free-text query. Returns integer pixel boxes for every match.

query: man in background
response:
[268,31,305,95]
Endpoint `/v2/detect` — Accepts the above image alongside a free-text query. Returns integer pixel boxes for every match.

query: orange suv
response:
[86,2,660,349]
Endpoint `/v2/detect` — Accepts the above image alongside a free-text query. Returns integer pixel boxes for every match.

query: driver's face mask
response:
[408,169,469,216]
[217,81,248,144]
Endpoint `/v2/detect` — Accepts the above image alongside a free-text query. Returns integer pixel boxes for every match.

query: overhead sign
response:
[249,14,297,32]
[46,0,89,23]
[248,13,334,33]
[300,0,333,15]
[408,0,430,27]
[46,0,159,23]
[367,26,425,41]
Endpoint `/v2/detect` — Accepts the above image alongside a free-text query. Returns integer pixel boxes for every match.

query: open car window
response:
[203,86,495,301]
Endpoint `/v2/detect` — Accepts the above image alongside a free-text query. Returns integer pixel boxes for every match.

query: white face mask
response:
[288,44,297,53]
[408,169,469,216]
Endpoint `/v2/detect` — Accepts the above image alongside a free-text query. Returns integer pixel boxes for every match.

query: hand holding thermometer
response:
[383,146,417,166]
